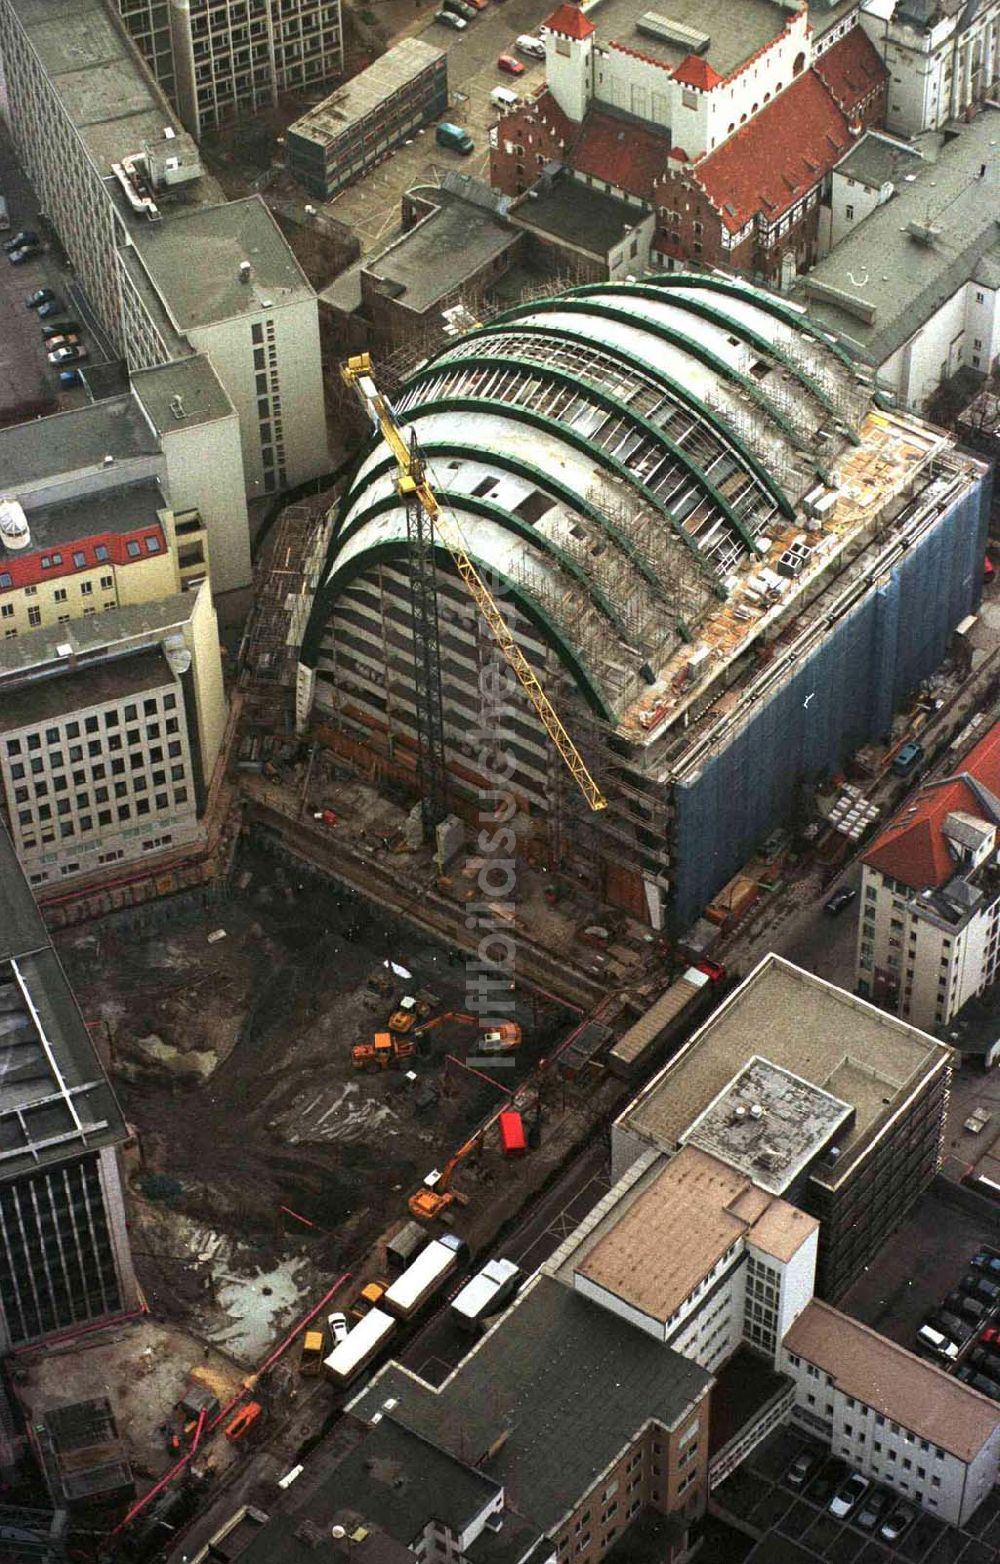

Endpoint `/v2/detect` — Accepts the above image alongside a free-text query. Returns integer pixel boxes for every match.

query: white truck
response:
[450,1258,521,1331]
[322,1307,396,1388]
[382,1233,465,1322]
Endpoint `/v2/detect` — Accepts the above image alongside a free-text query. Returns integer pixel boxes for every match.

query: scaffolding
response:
[241,503,333,692]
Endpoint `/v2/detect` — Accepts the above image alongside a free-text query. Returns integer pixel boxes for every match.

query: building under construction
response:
[297,274,989,932]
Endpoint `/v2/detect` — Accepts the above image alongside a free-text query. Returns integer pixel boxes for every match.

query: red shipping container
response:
[499,1109,526,1158]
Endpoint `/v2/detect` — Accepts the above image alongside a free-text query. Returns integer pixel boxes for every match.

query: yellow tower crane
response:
[341,354,608,813]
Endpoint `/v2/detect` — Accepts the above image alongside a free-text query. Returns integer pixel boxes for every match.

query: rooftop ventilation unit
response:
[170,394,186,420]
[239,261,252,284]
[906,218,942,245]
[0,498,30,551]
[636,12,709,50]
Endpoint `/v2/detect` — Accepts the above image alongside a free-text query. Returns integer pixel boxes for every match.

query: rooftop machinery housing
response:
[298,273,989,932]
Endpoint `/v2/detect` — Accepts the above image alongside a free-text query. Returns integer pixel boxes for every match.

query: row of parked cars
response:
[24,284,87,383]
[786,1451,915,1544]
[916,1244,1000,1397]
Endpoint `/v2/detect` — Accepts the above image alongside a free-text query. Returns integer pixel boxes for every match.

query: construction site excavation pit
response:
[59,841,578,1363]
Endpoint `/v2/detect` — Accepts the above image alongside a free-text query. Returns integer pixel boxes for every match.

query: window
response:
[846,204,854,219]
[27,606,41,627]
[73,551,86,568]
[100,574,113,590]
[126,540,141,558]
[81,580,93,596]
[1,604,12,620]
[95,545,109,561]
[53,588,67,603]
[146,535,160,553]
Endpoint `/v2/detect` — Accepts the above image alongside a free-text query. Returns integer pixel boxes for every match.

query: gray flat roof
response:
[128,197,316,331]
[0,643,172,734]
[365,187,517,315]
[287,38,446,149]
[511,177,633,256]
[0,821,128,1178]
[5,0,199,180]
[619,956,950,1190]
[0,591,194,678]
[834,130,924,190]
[3,478,166,562]
[352,1274,711,1532]
[797,107,1000,365]
[588,0,790,77]
[130,355,234,436]
[681,1056,854,1194]
[0,397,159,493]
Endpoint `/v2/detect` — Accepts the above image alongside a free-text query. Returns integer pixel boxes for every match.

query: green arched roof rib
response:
[427,321,793,521]
[336,439,678,604]
[402,355,761,562]
[302,539,616,721]
[642,272,857,369]
[336,487,630,639]
[562,283,851,436]
[483,296,808,454]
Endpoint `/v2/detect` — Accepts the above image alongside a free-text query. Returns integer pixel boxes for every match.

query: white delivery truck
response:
[323,1307,396,1388]
[383,1233,465,1321]
[450,1258,521,1330]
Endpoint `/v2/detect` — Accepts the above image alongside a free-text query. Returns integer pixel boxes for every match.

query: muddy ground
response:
[60,842,574,1354]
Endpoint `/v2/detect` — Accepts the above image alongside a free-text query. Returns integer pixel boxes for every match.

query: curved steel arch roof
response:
[303,274,870,727]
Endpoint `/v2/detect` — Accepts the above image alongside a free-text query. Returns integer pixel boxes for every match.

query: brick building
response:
[489,2,885,283]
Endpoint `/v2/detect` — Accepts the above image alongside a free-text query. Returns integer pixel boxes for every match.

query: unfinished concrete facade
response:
[299,274,989,933]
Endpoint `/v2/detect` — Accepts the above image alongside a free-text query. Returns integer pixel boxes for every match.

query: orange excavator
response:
[409,1131,483,1221]
[412,1010,476,1043]
[352,1032,416,1070]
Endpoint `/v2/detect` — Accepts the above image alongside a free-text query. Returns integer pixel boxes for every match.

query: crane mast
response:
[340,355,608,814]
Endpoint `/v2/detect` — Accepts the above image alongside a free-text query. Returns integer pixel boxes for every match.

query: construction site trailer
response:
[383,1236,463,1321]
[499,1109,527,1158]
[607,969,711,1082]
[323,1308,396,1387]
[450,1258,521,1331]
[385,1220,426,1273]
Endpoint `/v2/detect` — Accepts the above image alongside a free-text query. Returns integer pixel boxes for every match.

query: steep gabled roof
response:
[693,69,851,232]
[544,2,595,39]
[863,722,1000,890]
[572,110,670,197]
[813,25,887,117]
[672,53,722,90]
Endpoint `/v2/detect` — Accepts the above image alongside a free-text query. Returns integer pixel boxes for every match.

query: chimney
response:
[238,260,252,284]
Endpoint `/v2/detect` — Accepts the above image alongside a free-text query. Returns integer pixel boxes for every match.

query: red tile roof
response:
[672,54,722,91]
[864,723,1000,890]
[693,69,851,232]
[813,25,886,116]
[572,110,670,197]
[544,2,595,39]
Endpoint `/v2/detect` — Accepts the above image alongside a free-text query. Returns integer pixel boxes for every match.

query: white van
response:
[490,86,520,110]
[516,33,546,59]
[916,1323,959,1361]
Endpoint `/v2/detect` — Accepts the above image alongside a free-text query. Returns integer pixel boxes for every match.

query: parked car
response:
[8,244,41,264]
[327,1311,349,1346]
[880,1501,916,1543]
[786,1450,818,1488]
[37,299,67,320]
[891,740,924,777]
[435,9,467,26]
[951,1291,987,1323]
[3,228,38,253]
[970,1344,1000,1372]
[916,1322,960,1360]
[25,287,55,309]
[985,555,995,584]
[58,369,83,389]
[972,1250,1000,1277]
[515,32,546,57]
[48,344,87,365]
[829,1472,869,1518]
[497,52,525,73]
[982,1324,1000,1344]
[973,1372,1000,1399]
[435,122,474,153]
[855,1490,890,1532]
[443,0,477,18]
[43,335,80,352]
[963,1273,1000,1305]
[42,320,80,339]
[824,885,857,916]
[932,1309,974,1345]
